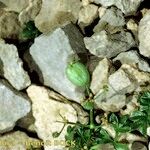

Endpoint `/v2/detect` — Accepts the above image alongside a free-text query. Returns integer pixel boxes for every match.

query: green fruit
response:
[66,61,90,87]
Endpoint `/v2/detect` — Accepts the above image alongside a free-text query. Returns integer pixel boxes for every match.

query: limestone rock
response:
[92,0,143,15]
[113,50,150,72]
[0,80,31,134]
[0,131,41,150]
[84,30,135,58]
[82,0,90,6]
[139,11,150,58]
[0,0,28,12]
[78,4,98,27]
[90,58,112,94]
[98,7,107,18]
[0,41,31,90]
[19,0,42,25]
[94,7,125,33]
[35,0,81,33]
[29,24,86,103]
[132,142,148,150]
[0,10,21,39]
[147,127,150,137]
[27,85,78,150]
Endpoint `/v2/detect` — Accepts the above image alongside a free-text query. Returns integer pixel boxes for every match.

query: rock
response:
[0,10,21,39]
[113,50,150,72]
[84,30,135,58]
[19,0,42,25]
[94,7,125,33]
[98,7,107,18]
[91,143,115,150]
[78,4,98,27]
[0,131,41,150]
[35,0,81,33]
[29,24,86,103]
[92,0,143,15]
[0,41,31,90]
[0,80,31,134]
[139,11,150,58]
[82,0,90,6]
[147,127,150,137]
[132,142,147,150]
[90,58,112,95]
[27,85,78,150]
[0,0,28,12]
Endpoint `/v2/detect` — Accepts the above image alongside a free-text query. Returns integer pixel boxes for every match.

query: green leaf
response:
[114,143,129,150]
[82,100,94,110]
[130,111,147,122]
[109,113,119,124]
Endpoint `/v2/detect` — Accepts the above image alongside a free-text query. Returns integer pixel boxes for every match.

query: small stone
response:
[94,7,125,33]
[0,10,21,39]
[27,85,78,150]
[0,41,31,90]
[84,30,135,58]
[113,50,150,72]
[29,24,86,103]
[19,0,42,25]
[0,80,31,134]
[90,58,112,95]
[78,4,98,27]
[92,0,143,15]
[0,131,41,150]
[139,11,150,58]
[35,0,81,33]
[0,0,28,12]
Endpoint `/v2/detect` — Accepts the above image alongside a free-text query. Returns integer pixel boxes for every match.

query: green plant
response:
[20,21,41,39]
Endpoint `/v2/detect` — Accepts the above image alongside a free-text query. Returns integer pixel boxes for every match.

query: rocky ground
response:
[0,0,150,150]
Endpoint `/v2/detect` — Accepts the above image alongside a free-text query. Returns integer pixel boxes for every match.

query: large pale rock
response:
[0,41,31,90]
[27,85,78,150]
[113,50,150,72]
[139,11,150,58]
[35,0,81,33]
[92,0,143,15]
[78,4,98,27]
[94,7,125,33]
[0,10,21,39]
[132,142,147,150]
[90,58,112,94]
[0,0,28,12]
[0,80,31,134]
[0,131,41,150]
[84,30,135,58]
[29,24,86,103]
[19,0,42,25]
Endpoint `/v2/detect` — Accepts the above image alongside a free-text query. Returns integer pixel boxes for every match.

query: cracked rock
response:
[29,24,86,103]
[0,41,31,90]
[84,30,135,58]
[35,0,81,33]
[0,80,31,134]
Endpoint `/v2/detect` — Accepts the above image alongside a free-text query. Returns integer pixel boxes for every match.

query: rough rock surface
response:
[27,85,78,150]
[0,41,31,90]
[90,58,112,94]
[0,10,21,39]
[132,142,148,150]
[113,50,150,72]
[29,24,86,103]
[92,0,143,15]
[84,30,135,58]
[78,4,98,27]
[94,7,125,33]
[0,131,41,150]
[19,0,42,25]
[0,80,31,134]
[0,0,28,12]
[138,11,150,58]
[35,0,81,33]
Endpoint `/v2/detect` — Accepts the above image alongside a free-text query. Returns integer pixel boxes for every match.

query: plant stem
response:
[90,109,95,129]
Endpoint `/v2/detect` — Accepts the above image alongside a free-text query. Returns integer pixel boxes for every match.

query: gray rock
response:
[132,142,147,150]
[35,0,81,33]
[94,7,125,33]
[29,24,86,103]
[92,0,143,15]
[84,30,135,58]
[113,50,150,72]
[0,80,31,134]
[139,11,150,58]
[0,41,31,90]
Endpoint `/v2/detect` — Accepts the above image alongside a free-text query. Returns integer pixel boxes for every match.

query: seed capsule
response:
[66,61,90,87]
